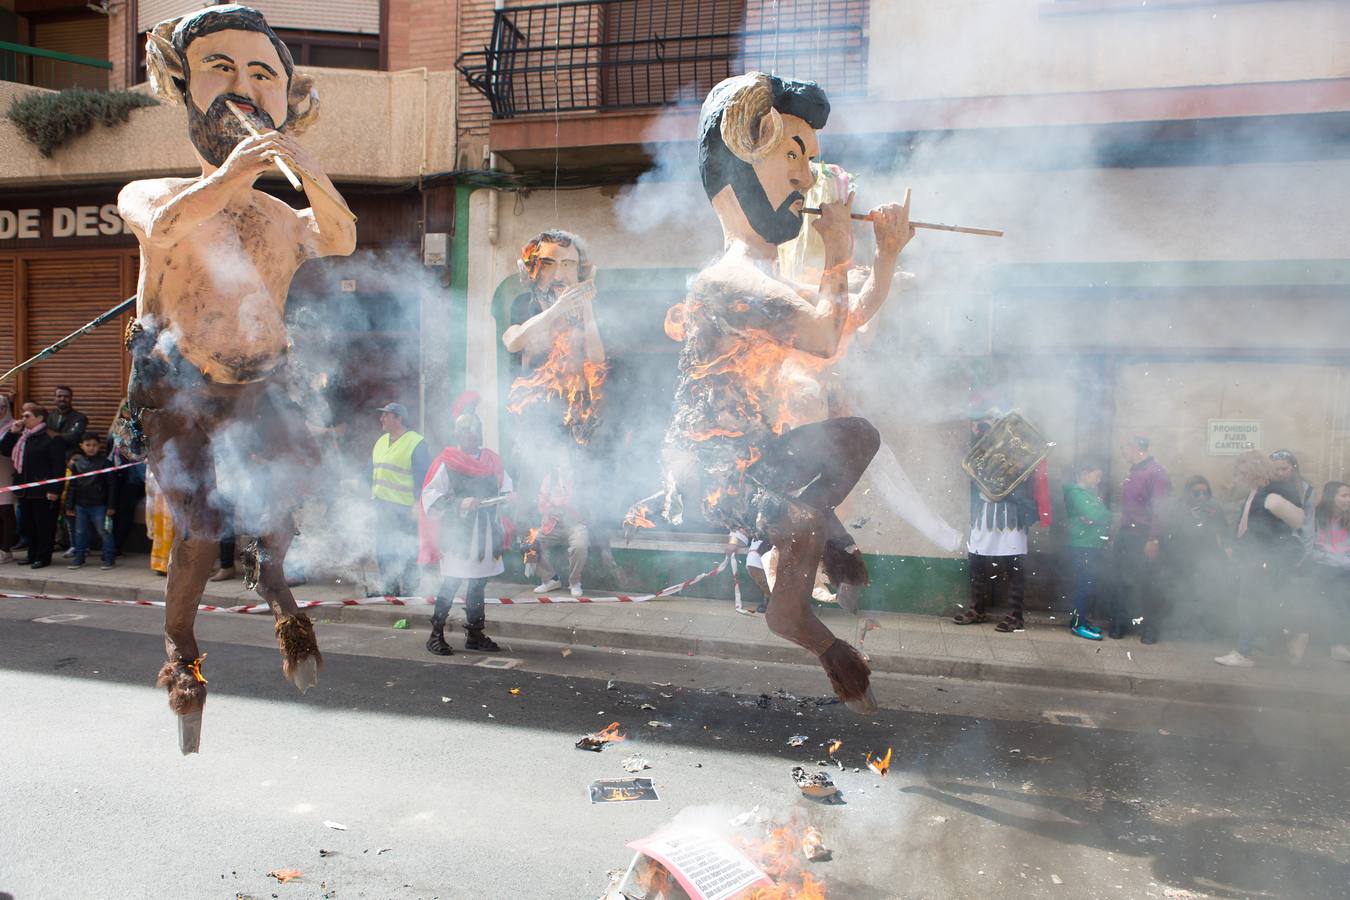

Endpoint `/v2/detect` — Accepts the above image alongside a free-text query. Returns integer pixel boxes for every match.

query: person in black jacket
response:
[0,404,67,568]
[64,434,117,569]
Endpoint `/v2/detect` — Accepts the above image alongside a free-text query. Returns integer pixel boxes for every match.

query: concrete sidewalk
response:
[3,553,1349,713]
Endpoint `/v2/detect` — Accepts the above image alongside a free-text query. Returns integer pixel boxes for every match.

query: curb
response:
[325,603,1350,715]
[7,573,1348,715]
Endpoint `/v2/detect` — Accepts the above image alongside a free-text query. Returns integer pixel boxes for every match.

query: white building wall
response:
[870,0,1350,101]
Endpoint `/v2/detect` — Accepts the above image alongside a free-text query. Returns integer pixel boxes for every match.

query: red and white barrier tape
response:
[0,553,736,615]
[0,460,143,496]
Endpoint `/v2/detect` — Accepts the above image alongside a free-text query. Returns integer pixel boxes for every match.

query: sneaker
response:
[62,547,76,558]
[1287,632,1310,667]
[208,567,237,582]
[1215,650,1255,668]
[1071,622,1103,641]
[534,578,562,594]
[569,583,584,598]
[1331,644,1350,663]
[67,560,86,570]
[100,561,115,570]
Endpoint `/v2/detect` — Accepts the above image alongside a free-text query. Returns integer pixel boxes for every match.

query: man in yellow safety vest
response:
[370,402,430,595]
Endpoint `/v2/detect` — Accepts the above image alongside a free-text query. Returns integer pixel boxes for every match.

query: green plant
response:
[6,88,159,157]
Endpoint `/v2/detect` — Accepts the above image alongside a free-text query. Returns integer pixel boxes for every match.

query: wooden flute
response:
[800,207,1003,237]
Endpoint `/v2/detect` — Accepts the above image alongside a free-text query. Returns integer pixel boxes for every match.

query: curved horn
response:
[145,18,186,104]
[718,73,783,164]
[285,74,320,135]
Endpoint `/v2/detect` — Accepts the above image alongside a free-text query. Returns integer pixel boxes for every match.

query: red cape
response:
[417,447,512,566]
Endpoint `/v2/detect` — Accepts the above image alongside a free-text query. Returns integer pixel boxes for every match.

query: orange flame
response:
[736,821,829,899]
[507,331,609,444]
[866,747,892,777]
[685,426,747,441]
[267,869,302,884]
[590,721,626,744]
[827,739,841,755]
[624,503,655,530]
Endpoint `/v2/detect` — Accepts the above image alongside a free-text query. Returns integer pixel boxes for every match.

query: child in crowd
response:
[1063,460,1110,640]
[64,433,116,570]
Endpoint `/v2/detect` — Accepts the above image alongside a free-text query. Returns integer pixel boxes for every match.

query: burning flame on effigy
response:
[521,527,540,568]
[734,821,829,899]
[866,747,893,777]
[506,331,609,444]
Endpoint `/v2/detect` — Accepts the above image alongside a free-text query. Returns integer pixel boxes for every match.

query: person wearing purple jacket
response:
[1111,435,1172,642]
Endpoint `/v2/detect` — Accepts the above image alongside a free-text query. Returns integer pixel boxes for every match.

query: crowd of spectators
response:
[957,432,1350,669]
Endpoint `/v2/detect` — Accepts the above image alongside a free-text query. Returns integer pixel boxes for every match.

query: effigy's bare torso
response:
[663,263,813,531]
[135,179,310,384]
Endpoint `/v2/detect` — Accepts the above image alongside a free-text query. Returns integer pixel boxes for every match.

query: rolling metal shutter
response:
[0,259,16,381]
[21,254,133,439]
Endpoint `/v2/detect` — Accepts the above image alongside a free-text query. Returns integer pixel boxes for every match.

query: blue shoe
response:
[1072,622,1103,641]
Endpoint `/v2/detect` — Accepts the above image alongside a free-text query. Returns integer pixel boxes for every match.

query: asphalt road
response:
[2,596,1348,900]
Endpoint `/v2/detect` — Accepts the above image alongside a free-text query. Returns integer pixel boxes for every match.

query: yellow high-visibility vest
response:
[371,430,424,506]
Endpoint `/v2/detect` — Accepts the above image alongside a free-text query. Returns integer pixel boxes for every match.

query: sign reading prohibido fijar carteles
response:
[1208,419,1263,455]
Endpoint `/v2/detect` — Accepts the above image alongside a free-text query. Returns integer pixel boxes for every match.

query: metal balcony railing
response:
[458,0,868,119]
[1,41,111,91]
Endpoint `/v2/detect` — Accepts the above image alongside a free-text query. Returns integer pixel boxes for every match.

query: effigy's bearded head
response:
[519,229,594,299]
[145,4,319,167]
[699,72,830,246]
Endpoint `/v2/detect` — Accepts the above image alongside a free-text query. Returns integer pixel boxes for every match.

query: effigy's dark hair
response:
[699,73,830,200]
[173,5,295,82]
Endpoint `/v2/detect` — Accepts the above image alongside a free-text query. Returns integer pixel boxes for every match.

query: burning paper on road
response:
[800,826,831,863]
[791,767,841,802]
[577,721,626,751]
[625,830,772,900]
[866,747,893,777]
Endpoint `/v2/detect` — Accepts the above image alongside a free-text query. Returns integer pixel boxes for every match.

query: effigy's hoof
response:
[286,655,320,693]
[843,687,878,716]
[177,710,203,755]
[276,614,323,693]
[156,657,207,753]
[820,639,873,713]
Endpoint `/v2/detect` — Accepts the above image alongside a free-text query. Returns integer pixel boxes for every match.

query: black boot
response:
[464,627,499,652]
[426,619,453,656]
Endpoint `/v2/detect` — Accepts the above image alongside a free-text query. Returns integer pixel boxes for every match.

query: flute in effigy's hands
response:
[801,207,1003,237]
[225,99,303,191]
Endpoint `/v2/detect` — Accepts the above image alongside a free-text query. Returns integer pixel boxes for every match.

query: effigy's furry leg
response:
[244,523,322,692]
[275,612,322,692]
[761,504,875,714]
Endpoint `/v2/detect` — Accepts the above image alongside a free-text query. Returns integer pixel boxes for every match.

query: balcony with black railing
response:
[458,0,868,119]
